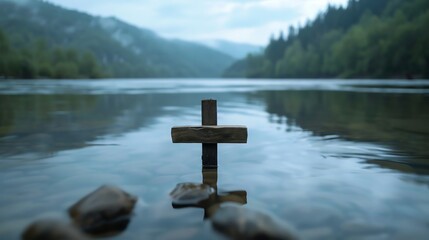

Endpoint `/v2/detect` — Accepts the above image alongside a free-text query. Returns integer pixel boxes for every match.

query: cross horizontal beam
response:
[172,125,248,143]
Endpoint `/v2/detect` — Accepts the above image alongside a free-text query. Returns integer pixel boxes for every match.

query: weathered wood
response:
[202,100,217,167]
[171,126,248,143]
[171,99,248,168]
[202,143,217,168]
[202,99,217,126]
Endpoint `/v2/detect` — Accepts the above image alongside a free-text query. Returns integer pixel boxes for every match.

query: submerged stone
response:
[22,219,90,240]
[170,183,214,206]
[211,205,298,240]
[68,185,137,236]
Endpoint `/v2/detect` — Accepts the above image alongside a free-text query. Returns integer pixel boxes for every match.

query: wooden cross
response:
[171,99,248,168]
[172,168,247,219]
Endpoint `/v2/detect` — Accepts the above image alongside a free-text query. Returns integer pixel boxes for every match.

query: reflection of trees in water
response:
[0,92,241,158]
[0,94,165,158]
[254,90,429,174]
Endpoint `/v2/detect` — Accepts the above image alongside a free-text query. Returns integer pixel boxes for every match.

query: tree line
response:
[0,0,233,79]
[0,29,106,79]
[224,0,429,79]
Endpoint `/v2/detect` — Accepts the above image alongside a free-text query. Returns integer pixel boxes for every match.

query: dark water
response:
[0,79,428,239]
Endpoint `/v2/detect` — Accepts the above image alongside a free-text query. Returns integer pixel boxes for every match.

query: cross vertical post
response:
[171,99,247,168]
[202,99,217,168]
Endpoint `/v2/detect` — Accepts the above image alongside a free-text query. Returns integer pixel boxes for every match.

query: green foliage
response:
[0,30,9,75]
[79,52,103,78]
[0,0,233,78]
[222,59,247,78]
[225,0,429,79]
[0,28,107,79]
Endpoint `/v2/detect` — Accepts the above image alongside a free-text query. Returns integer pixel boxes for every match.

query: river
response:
[0,79,428,239]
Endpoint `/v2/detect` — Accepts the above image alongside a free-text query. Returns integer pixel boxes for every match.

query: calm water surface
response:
[0,79,429,239]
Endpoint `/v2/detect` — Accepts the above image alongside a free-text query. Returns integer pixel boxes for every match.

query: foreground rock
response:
[22,219,90,240]
[170,183,214,206]
[68,185,137,236]
[211,205,298,240]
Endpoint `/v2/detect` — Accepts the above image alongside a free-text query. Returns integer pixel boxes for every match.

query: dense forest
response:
[0,29,105,79]
[0,0,233,79]
[224,0,429,79]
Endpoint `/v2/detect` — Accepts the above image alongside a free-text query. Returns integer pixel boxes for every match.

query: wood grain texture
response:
[201,99,218,167]
[172,126,248,143]
[202,99,217,125]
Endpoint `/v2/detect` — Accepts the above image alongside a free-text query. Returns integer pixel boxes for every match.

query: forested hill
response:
[0,0,234,79]
[224,0,429,79]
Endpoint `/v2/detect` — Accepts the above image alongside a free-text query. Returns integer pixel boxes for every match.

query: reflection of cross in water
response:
[172,168,247,219]
[171,99,247,168]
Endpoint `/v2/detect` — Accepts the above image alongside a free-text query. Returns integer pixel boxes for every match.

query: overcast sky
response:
[48,0,349,45]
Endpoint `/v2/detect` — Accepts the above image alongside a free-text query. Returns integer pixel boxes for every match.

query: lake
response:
[0,79,429,239]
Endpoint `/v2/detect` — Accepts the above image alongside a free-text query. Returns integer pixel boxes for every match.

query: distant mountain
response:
[202,40,262,59]
[0,0,234,78]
